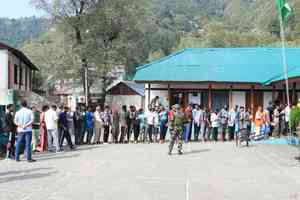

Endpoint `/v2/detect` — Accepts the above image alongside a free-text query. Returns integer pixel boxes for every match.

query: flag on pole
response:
[276,0,292,24]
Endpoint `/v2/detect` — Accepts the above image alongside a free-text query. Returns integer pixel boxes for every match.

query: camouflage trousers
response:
[169,128,183,153]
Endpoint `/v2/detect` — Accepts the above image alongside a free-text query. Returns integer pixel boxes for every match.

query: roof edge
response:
[135,49,187,71]
[263,66,300,85]
[0,42,39,71]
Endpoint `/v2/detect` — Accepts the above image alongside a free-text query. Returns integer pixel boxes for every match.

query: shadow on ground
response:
[0,171,57,184]
[184,149,211,155]
[0,167,54,176]
[33,144,106,161]
[0,167,57,184]
[36,153,80,161]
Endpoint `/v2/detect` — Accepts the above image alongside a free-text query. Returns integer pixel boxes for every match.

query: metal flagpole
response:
[278,13,292,142]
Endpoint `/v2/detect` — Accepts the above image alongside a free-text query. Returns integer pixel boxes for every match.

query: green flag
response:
[276,0,292,23]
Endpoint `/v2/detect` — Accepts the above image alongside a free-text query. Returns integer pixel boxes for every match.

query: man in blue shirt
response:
[86,107,94,144]
[59,106,74,150]
[14,100,36,162]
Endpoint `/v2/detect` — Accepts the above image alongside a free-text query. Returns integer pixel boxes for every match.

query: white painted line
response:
[186,179,190,200]
[136,176,184,183]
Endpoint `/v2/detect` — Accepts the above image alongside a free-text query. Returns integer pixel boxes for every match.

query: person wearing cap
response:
[168,104,186,155]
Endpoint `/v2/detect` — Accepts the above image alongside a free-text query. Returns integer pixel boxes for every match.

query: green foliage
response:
[22,28,81,92]
[0,17,49,48]
[290,106,300,134]
[15,0,300,96]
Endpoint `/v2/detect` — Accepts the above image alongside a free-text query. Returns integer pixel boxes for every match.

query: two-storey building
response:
[0,42,38,110]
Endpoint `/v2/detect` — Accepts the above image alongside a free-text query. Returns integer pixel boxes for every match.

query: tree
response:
[80,0,160,104]
[31,0,97,105]
[22,28,81,95]
[0,17,49,48]
[30,0,172,105]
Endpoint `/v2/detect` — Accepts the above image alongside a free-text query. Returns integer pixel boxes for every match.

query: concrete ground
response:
[0,142,300,200]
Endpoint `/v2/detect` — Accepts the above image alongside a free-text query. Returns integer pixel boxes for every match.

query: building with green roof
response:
[133,48,300,111]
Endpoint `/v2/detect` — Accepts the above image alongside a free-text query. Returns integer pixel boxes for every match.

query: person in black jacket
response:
[4,104,16,159]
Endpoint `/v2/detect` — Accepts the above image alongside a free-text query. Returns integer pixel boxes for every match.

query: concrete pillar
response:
[292,82,296,104]
[229,85,233,109]
[250,85,254,114]
[282,84,286,104]
[272,84,276,103]
[208,84,212,110]
[148,83,151,107]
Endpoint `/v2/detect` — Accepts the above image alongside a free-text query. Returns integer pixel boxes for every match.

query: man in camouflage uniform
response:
[168,104,186,155]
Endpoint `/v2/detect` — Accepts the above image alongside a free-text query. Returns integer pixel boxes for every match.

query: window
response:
[25,67,28,89]
[29,71,32,90]
[8,60,11,89]
[14,64,18,84]
[19,66,23,86]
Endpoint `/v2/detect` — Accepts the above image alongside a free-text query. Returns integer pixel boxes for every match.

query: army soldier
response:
[168,104,186,155]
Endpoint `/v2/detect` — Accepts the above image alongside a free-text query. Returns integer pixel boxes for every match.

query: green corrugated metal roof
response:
[264,66,300,84]
[133,48,300,84]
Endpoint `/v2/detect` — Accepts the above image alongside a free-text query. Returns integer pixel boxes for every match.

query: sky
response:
[0,0,43,18]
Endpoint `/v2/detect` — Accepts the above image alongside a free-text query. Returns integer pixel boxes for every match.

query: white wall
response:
[0,50,8,90]
[188,92,201,105]
[263,92,273,109]
[232,91,245,108]
[145,88,169,110]
[106,95,144,110]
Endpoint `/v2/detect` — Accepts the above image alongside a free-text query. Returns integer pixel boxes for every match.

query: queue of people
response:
[0,98,292,160]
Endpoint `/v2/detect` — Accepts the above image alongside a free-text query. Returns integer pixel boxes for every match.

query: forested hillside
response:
[152,0,300,50]
[12,0,300,97]
[2,1,300,49]
[0,17,49,48]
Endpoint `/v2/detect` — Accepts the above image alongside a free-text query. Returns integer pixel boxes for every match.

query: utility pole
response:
[83,59,89,107]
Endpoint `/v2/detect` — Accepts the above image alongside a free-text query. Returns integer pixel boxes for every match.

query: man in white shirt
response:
[45,105,60,152]
[211,109,220,142]
[14,100,36,162]
[193,104,203,141]
[93,106,103,144]
[228,106,238,141]
[146,107,156,143]
[284,105,291,135]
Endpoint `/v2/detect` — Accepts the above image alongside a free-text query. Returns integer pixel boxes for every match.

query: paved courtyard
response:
[0,142,300,200]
